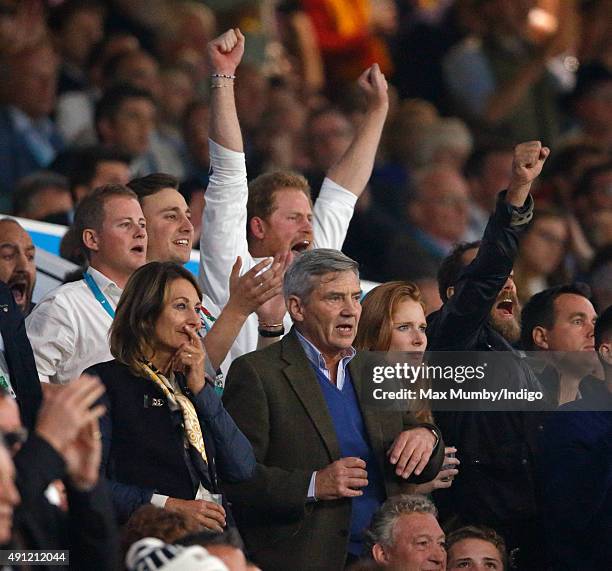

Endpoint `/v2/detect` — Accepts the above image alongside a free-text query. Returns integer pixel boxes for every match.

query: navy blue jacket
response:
[537,384,612,570]
[92,360,255,522]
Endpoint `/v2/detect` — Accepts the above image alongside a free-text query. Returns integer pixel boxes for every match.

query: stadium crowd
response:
[0,1,611,570]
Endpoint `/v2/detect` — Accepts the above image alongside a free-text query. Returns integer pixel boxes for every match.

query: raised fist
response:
[357,63,389,113]
[511,140,550,186]
[207,28,245,76]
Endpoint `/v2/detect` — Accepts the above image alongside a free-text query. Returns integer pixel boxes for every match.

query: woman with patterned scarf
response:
[91,261,255,526]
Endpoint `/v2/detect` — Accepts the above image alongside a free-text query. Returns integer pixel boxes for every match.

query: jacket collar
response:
[279,329,384,465]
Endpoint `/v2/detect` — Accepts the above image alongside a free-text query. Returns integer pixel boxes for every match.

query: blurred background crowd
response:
[0,0,610,314]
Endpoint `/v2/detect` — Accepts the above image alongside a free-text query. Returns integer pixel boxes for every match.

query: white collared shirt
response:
[295,330,356,390]
[26,267,122,384]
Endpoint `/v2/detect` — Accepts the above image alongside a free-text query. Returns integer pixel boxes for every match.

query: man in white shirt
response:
[200,29,390,360]
[128,172,285,379]
[26,185,147,383]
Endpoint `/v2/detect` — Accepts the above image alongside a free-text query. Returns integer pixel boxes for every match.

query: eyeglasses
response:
[2,427,28,448]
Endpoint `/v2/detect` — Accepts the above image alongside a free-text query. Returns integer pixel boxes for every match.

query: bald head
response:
[0,219,36,315]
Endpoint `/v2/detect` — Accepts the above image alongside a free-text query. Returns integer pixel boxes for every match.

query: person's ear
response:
[532,326,549,350]
[82,228,100,253]
[372,543,390,564]
[249,216,266,241]
[446,286,455,299]
[287,295,305,323]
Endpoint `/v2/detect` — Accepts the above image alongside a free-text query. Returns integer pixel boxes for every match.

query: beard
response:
[488,290,522,345]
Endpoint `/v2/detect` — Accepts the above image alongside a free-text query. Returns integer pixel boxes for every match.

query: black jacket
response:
[536,384,612,570]
[6,434,119,571]
[93,360,255,522]
[426,193,546,569]
[0,281,41,429]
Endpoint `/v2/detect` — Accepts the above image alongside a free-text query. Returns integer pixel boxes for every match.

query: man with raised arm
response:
[427,141,550,569]
[200,29,389,360]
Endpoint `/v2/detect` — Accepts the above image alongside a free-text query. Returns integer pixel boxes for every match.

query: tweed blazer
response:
[222,329,444,571]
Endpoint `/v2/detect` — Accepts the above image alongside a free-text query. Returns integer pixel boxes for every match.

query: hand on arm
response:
[208,28,245,152]
[387,427,437,479]
[229,255,289,320]
[314,457,368,500]
[326,64,389,197]
[506,140,550,207]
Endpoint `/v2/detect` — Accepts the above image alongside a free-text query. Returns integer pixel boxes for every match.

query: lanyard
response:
[199,306,217,333]
[197,307,224,394]
[83,272,116,319]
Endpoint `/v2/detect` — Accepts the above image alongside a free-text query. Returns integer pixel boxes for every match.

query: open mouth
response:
[174,239,191,248]
[9,281,27,306]
[131,245,145,254]
[291,240,311,254]
[336,324,354,335]
[496,298,514,317]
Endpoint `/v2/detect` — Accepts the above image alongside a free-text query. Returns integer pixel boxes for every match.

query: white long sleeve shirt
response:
[199,140,357,361]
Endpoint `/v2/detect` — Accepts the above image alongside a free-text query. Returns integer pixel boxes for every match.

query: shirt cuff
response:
[151,493,169,508]
[209,139,246,175]
[307,471,317,502]
[319,177,358,208]
[498,190,534,227]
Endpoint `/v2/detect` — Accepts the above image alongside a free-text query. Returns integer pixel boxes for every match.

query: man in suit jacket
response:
[536,305,612,570]
[223,249,444,571]
[0,279,41,429]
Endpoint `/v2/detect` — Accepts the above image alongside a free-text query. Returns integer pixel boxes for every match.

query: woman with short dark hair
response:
[94,261,255,526]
